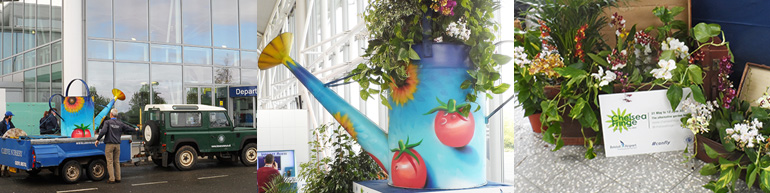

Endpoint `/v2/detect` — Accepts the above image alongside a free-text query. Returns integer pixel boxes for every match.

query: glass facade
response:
[0,1,63,104]
[84,0,261,123]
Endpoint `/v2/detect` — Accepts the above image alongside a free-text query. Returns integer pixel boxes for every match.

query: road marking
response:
[198,174,229,179]
[56,188,98,193]
[131,181,168,186]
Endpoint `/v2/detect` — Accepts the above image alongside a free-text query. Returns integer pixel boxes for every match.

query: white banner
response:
[599,88,694,157]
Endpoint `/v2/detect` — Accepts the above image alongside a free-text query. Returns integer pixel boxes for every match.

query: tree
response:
[122,84,166,124]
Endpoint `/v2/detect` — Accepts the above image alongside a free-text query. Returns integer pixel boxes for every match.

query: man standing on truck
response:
[94,109,137,184]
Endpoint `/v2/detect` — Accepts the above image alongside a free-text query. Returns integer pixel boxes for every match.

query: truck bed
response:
[0,135,132,170]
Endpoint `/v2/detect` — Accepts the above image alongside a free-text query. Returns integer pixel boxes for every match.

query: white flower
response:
[650,59,677,80]
[679,98,717,134]
[591,66,616,87]
[513,46,530,67]
[726,119,766,150]
[661,37,690,59]
[756,92,770,108]
[446,18,471,41]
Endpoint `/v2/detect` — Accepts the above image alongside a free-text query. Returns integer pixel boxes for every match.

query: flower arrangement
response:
[351,0,509,108]
[515,2,733,158]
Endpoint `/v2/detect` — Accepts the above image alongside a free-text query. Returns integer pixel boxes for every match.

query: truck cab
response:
[140,104,258,171]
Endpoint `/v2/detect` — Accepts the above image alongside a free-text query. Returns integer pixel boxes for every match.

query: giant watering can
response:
[259,33,487,189]
[49,79,125,138]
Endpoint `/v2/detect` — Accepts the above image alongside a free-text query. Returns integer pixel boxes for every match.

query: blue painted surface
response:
[356,180,512,192]
[285,43,486,189]
[0,136,131,170]
[229,86,259,97]
[692,0,770,85]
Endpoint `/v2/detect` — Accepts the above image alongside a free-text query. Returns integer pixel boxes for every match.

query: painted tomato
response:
[434,110,474,147]
[390,138,427,188]
[83,129,92,137]
[72,129,84,138]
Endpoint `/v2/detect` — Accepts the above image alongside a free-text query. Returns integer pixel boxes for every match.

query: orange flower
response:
[390,64,419,106]
[63,97,85,113]
[334,112,357,139]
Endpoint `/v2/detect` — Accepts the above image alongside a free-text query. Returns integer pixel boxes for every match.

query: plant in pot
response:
[513,27,557,133]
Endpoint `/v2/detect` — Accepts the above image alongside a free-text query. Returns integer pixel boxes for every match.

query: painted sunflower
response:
[333,112,357,139]
[64,97,85,113]
[389,64,419,106]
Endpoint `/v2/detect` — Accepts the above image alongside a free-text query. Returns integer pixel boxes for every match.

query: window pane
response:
[186,87,198,104]
[213,49,239,66]
[150,45,181,63]
[51,0,61,40]
[183,47,211,65]
[37,45,50,65]
[241,69,258,85]
[51,62,61,101]
[24,69,35,102]
[87,40,113,60]
[115,41,149,61]
[214,67,239,84]
[201,87,212,105]
[2,60,11,75]
[37,65,50,102]
[170,112,201,127]
[14,55,23,72]
[241,51,258,68]
[114,0,148,41]
[210,111,230,127]
[182,0,211,46]
[24,0,35,50]
[149,0,181,43]
[24,51,35,69]
[51,41,61,61]
[213,0,239,49]
[36,0,51,46]
[3,31,11,58]
[151,64,182,104]
[86,61,113,108]
[183,66,212,84]
[15,29,23,54]
[239,0,259,50]
[85,0,111,38]
[115,62,149,124]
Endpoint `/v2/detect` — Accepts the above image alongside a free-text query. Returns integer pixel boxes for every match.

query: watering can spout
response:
[259,33,391,173]
[94,89,126,129]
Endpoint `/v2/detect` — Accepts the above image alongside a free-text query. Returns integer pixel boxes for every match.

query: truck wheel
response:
[174,146,197,171]
[26,168,41,175]
[143,121,160,146]
[86,159,106,181]
[240,143,259,167]
[60,160,82,184]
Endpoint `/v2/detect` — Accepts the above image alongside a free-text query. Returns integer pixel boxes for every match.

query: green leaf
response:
[667,85,684,110]
[752,107,769,120]
[570,98,586,119]
[492,54,511,65]
[688,65,704,84]
[747,149,759,162]
[690,85,706,104]
[492,83,510,94]
[693,23,722,43]
[762,170,770,192]
[716,165,737,188]
[700,163,718,176]
[587,53,609,67]
[703,144,720,159]
[659,50,676,60]
[408,48,420,60]
[748,164,759,188]
[553,67,587,78]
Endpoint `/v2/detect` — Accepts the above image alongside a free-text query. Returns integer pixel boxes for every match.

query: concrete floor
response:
[512,102,762,193]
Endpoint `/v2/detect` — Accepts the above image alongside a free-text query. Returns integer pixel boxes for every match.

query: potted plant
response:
[517,1,732,159]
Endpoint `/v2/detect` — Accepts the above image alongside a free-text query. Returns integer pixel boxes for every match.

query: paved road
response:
[0,159,261,193]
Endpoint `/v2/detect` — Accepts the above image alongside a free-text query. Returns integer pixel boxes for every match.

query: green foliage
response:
[298,123,383,193]
[352,0,506,106]
[263,174,298,193]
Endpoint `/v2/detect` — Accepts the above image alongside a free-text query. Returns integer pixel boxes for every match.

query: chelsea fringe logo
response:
[606,108,647,132]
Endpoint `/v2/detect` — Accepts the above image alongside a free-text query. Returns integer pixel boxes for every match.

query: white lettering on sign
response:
[211,144,232,148]
[1,148,23,157]
[14,161,26,167]
[235,88,258,96]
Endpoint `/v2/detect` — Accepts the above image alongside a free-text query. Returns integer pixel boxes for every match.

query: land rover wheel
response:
[240,143,259,166]
[61,160,82,183]
[86,159,106,181]
[174,146,197,171]
[143,121,160,146]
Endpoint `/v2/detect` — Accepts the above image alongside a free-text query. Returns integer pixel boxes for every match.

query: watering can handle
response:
[421,11,433,58]
[48,94,66,121]
[65,79,92,97]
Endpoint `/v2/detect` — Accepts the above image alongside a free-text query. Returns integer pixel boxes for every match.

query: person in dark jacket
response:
[39,109,59,135]
[0,111,15,137]
[94,109,137,184]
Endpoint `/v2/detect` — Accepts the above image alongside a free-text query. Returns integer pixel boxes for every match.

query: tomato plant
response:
[390,138,427,188]
[425,98,475,147]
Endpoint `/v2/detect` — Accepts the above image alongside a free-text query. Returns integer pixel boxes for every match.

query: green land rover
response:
[140,104,258,171]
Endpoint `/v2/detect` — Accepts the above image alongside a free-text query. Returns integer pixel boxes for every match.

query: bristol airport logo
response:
[609,140,638,150]
[606,108,647,132]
